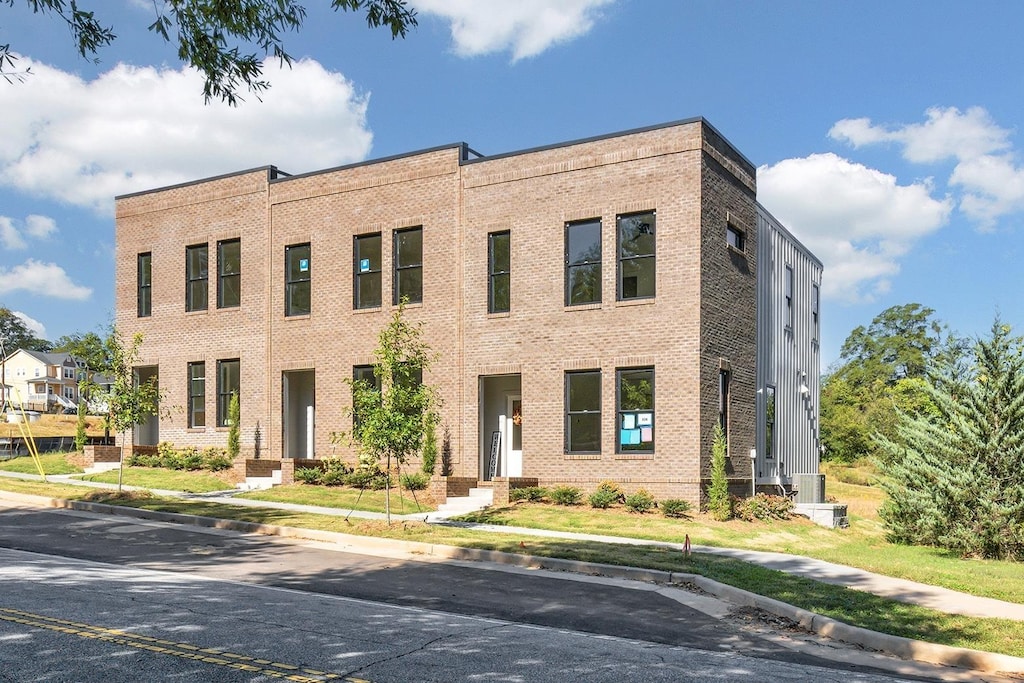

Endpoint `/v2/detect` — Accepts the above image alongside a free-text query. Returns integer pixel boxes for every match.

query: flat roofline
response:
[271,142,473,183]
[115,166,286,200]
[460,116,755,172]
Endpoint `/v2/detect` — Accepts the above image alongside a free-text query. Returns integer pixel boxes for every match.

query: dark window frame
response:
[719,369,731,434]
[217,239,241,309]
[784,265,794,330]
[727,223,746,252]
[617,210,656,301]
[188,361,205,428]
[285,243,311,317]
[616,366,655,454]
[393,226,423,305]
[488,230,511,314]
[216,358,239,428]
[812,283,820,340]
[764,384,776,460]
[354,232,383,310]
[185,243,209,312]
[137,252,152,317]
[564,218,602,306]
[565,369,601,454]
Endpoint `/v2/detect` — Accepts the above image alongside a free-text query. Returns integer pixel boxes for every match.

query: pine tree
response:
[877,319,1024,560]
[227,392,241,459]
[74,398,88,453]
[707,423,732,521]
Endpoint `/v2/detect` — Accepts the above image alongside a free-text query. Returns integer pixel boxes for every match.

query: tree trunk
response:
[385,453,392,525]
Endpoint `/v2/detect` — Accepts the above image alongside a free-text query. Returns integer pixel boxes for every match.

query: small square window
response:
[727,224,745,252]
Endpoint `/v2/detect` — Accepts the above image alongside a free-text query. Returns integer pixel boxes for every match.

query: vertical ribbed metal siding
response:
[755,205,823,485]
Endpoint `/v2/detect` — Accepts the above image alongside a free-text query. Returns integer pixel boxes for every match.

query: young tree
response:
[877,318,1024,560]
[707,423,731,521]
[73,398,88,453]
[227,391,241,459]
[334,301,439,523]
[104,330,162,492]
[420,413,438,475]
[2,0,417,104]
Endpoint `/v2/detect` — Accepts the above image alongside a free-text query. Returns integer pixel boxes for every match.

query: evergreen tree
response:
[421,414,438,475]
[227,391,241,459]
[74,398,88,453]
[877,319,1024,560]
[707,423,732,521]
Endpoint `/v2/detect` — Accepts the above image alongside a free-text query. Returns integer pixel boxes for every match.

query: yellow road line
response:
[0,607,371,683]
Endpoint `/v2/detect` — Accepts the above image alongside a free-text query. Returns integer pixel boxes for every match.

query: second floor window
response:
[565,219,601,305]
[354,233,382,309]
[618,211,655,300]
[785,265,794,329]
[137,252,152,317]
[394,227,423,304]
[285,243,311,316]
[185,244,208,312]
[218,239,241,308]
[488,231,510,313]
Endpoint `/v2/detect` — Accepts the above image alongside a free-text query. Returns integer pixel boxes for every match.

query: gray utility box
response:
[793,472,826,504]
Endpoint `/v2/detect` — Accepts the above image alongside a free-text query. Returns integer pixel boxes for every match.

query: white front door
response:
[505,395,522,477]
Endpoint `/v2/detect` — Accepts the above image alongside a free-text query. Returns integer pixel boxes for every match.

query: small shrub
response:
[321,467,347,486]
[126,452,159,468]
[588,488,620,509]
[595,480,624,499]
[294,467,323,484]
[624,488,656,513]
[660,498,693,519]
[510,486,548,502]
[735,493,794,522]
[345,467,387,490]
[202,447,232,472]
[421,418,438,475]
[550,485,581,506]
[400,472,429,491]
[160,450,185,470]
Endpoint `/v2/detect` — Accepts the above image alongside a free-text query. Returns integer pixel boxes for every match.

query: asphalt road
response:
[0,502,946,682]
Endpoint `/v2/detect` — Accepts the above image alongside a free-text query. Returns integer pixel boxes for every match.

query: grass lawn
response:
[72,467,235,494]
[236,484,435,514]
[0,452,83,476]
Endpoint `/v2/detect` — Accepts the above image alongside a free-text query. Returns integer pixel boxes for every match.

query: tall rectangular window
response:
[217,239,241,308]
[352,365,380,428]
[719,369,731,434]
[285,243,311,316]
[617,367,654,453]
[565,370,601,453]
[188,361,205,428]
[488,230,510,313]
[185,244,208,312]
[565,219,601,305]
[617,211,655,300]
[764,385,776,460]
[137,252,152,317]
[216,359,239,427]
[785,265,794,329]
[353,233,382,309]
[812,284,820,340]
[393,227,423,304]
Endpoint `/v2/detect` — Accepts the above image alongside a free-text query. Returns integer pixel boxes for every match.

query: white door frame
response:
[504,394,522,478]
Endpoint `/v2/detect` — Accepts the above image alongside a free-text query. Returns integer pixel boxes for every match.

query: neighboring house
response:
[1,350,86,412]
[114,117,822,504]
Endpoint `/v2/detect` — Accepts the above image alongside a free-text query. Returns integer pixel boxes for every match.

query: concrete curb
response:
[4,489,1024,676]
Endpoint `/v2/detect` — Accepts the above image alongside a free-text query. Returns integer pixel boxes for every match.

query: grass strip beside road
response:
[0,480,1020,658]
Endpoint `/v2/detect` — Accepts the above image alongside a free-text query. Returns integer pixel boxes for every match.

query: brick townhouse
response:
[114,117,822,505]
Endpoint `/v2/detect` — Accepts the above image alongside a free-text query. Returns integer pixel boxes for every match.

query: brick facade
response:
[114,118,811,506]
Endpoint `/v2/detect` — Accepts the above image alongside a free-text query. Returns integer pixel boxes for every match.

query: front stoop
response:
[434,487,493,518]
[83,462,121,474]
[237,469,283,491]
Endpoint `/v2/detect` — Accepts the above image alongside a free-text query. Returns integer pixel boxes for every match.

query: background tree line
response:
[822,303,1024,560]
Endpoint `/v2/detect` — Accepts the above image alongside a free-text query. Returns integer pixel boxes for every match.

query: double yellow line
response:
[0,607,368,682]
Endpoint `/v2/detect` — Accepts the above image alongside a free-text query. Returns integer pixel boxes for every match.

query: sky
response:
[1,0,1023,368]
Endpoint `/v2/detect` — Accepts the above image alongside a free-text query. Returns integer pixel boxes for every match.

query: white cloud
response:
[12,311,46,339]
[830,106,1024,230]
[414,0,613,60]
[0,259,92,300]
[0,57,373,214]
[0,217,26,250]
[0,213,57,250]
[758,153,952,304]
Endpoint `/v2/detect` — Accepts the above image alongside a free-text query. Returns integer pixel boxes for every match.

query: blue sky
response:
[1,1,1022,367]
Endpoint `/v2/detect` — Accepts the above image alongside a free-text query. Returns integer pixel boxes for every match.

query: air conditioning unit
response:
[794,473,825,504]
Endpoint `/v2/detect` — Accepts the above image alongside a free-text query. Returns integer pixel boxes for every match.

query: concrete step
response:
[436,487,493,515]
[84,462,121,474]
[237,475,277,491]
